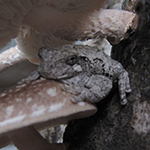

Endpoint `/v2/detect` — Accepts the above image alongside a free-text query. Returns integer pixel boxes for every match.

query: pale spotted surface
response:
[0,78,96,134]
[0,46,25,70]
[23,44,131,105]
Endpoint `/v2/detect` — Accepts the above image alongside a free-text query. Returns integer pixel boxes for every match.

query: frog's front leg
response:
[118,70,132,105]
[18,70,40,84]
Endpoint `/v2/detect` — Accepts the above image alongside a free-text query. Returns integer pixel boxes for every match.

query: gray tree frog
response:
[22,44,131,105]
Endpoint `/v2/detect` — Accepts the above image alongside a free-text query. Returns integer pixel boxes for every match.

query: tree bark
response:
[64,1,150,150]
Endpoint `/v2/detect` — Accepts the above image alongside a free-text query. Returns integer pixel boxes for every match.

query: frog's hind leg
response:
[71,75,112,103]
[71,88,96,103]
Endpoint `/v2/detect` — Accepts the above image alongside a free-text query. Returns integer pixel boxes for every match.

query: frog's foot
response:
[18,70,40,84]
[61,84,81,95]
[62,84,85,103]
[70,89,96,103]
[118,71,132,105]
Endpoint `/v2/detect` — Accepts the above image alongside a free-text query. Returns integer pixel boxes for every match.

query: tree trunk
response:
[64,1,150,150]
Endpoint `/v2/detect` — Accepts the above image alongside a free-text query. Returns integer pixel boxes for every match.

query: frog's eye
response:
[66,55,78,66]
[93,58,103,64]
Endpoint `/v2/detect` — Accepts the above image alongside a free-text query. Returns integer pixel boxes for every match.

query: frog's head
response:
[38,46,83,79]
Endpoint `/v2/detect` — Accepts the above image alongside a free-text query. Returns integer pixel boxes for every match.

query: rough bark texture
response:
[64,1,150,150]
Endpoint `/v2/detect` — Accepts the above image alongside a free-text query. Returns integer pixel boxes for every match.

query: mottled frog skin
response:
[22,45,131,105]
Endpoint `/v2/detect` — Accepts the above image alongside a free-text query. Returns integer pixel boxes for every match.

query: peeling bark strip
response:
[64,1,150,150]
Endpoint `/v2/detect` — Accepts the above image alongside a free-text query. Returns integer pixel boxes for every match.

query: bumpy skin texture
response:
[23,44,131,105]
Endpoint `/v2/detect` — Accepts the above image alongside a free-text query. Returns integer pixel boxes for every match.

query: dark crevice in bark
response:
[64,1,150,149]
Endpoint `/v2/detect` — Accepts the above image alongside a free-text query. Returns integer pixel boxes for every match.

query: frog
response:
[22,44,131,105]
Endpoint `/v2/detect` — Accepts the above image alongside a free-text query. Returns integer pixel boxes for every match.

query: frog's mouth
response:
[55,74,71,79]
[50,64,83,80]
